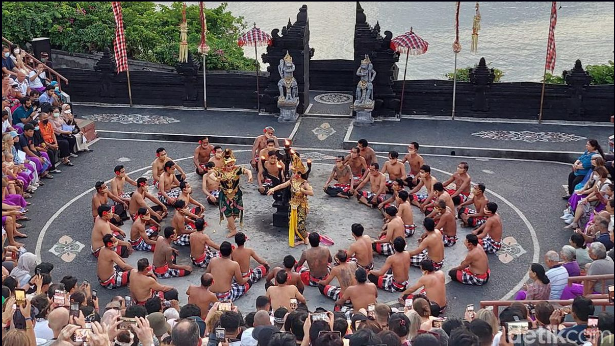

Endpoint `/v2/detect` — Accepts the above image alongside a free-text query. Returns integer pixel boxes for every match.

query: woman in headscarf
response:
[10,252,37,288]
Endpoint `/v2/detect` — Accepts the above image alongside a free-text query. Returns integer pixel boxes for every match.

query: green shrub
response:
[1,2,256,71]
[543,72,565,84]
[544,61,613,85]
[445,65,504,83]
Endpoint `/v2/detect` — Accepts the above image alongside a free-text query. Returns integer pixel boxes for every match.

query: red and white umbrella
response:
[391,28,429,115]
[238,23,272,112]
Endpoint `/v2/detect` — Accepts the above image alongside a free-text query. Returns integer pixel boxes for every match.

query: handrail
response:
[567,274,614,296]
[2,36,69,90]
[480,299,613,315]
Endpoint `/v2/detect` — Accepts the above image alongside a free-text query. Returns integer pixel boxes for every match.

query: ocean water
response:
[175,2,614,82]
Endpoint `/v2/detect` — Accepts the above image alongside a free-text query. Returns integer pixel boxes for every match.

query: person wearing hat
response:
[147,312,171,340]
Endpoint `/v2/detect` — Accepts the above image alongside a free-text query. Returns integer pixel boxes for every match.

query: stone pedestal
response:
[278,97,299,122]
[353,101,375,125]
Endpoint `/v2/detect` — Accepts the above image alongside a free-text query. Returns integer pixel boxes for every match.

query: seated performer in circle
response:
[129,208,159,252]
[351,163,387,208]
[318,250,358,303]
[189,218,220,269]
[407,218,445,271]
[97,234,133,289]
[472,202,503,254]
[449,234,490,286]
[368,237,411,293]
[373,206,405,257]
[324,156,353,199]
[457,183,489,228]
[202,162,220,206]
[152,227,192,279]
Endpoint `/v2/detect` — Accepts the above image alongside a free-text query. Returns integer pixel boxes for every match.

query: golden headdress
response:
[361,54,371,65]
[290,152,307,174]
[223,148,236,165]
[284,51,292,63]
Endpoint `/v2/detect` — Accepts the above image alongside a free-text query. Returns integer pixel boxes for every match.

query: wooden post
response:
[203,54,207,109]
[399,50,410,116]
[255,45,260,113]
[126,69,133,107]
[538,64,547,124]
[452,52,458,120]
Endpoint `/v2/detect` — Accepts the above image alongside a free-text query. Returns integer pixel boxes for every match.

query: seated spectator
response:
[148,311,171,340]
[514,263,551,300]
[565,140,605,199]
[267,332,297,346]
[554,296,595,345]
[349,328,382,346]
[27,63,49,93]
[411,332,441,346]
[569,233,593,268]
[49,106,78,159]
[11,97,37,130]
[405,310,423,340]
[561,242,614,299]
[469,319,493,346]
[560,245,581,277]
[9,252,37,288]
[2,46,17,76]
[38,111,74,167]
[544,250,568,300]
[388,313,411,345]
[171,318,201,346]
[38,85,59,107]
[13,72,30,99]
[448,327,479,346]
[527,301,559,346]
[474,309,500,345]
[61,103,91,152]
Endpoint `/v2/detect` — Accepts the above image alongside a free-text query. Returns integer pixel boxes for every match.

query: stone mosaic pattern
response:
[314,93,353,105]
[312,122,337,140]
[471,130,586,143]
[49,235,86,262]
[83,113,181,125]
[497,236,527,264]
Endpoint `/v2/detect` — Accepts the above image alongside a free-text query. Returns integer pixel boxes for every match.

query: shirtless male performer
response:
[401,142,424,189]
[177,181,205,218]
[357,139,377,167]
[170,200,196,246]
[206,241,253,302]
[318,250,358,302]
[409,165,438,208]
[186,273,219,320]
[324,156,353,199]
[91,204,131,258]
[193,137,214,176]
[202,162,220,206]
[258,150,285,195]
[343,147,368,188]
[449,234,490,286]
[152,227,192,279]
[251,126,279,169]
[97,234,133,289]
[472,202,503,254]
[424,182,455,219]
[396,191,416,237]
[152,147,186,188]
[400,259,446,313]
[189,218,220,269]
[231,232,269,280]
[381,151,406,193]
[346,223,375,271]
[208,146,224,169]
[91,181,128,225]
[266,270,307,311]
[129,208,159,252]
[258,139,278,165]
[157,161,182,206]
[368,237,411,293]
[434,200,458,247]
[408,218,445,271]
[373,206,406,257]
[129,258,178,305]
[128,177,167,223]
[441,162,472,204]
[352,163,387,208]
[336,267,378,312]
[457,183,489,227]
[377,179,404,211]
[265,255,305,293]
[111,165,137,202]
[295,232,333,287]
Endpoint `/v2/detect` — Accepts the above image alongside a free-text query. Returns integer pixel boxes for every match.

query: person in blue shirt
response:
[38,85,58,106]
[11,96,38,129]
[553,296,595,345]
[566,139,605,198]
[2,46,17,76]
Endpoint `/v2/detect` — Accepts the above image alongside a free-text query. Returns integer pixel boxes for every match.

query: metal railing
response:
[567,274,614,296]
[2,36,69,91]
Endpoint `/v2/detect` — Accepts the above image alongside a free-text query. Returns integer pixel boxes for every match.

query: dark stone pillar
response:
[469,58,495,112]
[176,53,199,107]
[94,48,117,98]
[262,5,313,115]
[564,60,593,118]
[354,2,400,117]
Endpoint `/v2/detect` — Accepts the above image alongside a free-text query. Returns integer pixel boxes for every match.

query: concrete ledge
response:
[342,139,581,163]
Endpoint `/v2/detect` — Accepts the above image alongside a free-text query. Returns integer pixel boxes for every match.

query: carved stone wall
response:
[261,5,313,114]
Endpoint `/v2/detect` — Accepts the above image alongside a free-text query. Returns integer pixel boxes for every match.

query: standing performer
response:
[213,149,253,238]
[268,152,314,247]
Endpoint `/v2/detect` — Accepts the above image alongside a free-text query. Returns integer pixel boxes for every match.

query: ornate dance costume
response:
[217,165,246,228]
[289,178,309,246]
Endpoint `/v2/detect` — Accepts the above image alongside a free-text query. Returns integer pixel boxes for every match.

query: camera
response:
[215,327,225,339]
[119,317,137,330]
[218,302,231,311]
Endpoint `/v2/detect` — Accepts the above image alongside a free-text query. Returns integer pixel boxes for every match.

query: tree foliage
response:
[1,2,256,70]
[544,61,614,85]
[445,65,504,83]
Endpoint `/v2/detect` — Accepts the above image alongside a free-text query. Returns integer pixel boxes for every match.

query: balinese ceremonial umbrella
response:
[238,23,272,112]
[390,28,429,116]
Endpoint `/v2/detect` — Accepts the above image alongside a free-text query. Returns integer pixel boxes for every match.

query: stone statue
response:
[277,51,298,102]
[355,54,376,106]
[277,51,299,123]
